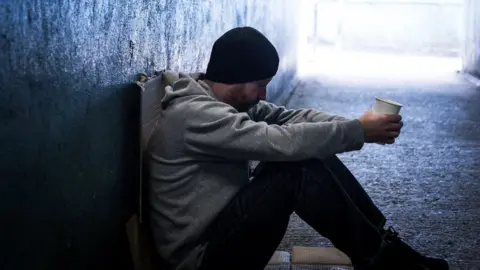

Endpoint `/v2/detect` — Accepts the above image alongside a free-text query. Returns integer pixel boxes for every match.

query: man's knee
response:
[253,158,331,178]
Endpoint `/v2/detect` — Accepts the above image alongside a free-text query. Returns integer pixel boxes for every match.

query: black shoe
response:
[379,227,449,270]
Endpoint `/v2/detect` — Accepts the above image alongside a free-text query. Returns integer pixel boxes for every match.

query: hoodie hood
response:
[160,71,217,109]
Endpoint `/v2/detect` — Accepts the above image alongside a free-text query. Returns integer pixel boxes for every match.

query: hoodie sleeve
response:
[248,101,349,125]
[184,97,364,161]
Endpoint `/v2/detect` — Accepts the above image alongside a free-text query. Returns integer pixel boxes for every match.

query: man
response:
[147,27,449,270]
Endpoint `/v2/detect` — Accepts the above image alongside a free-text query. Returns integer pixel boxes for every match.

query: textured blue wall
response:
[0,1,297,269]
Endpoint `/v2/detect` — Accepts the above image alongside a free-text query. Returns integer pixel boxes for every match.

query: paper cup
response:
[373,97,402,115]
[373,98,402,145]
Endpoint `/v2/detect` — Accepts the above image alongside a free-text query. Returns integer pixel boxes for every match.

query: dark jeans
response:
[197,156,387,270]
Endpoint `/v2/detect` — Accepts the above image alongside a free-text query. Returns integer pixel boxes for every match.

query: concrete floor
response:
[277,70,480,269]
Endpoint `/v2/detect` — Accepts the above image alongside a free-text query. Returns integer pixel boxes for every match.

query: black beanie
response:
[205,27,280,84]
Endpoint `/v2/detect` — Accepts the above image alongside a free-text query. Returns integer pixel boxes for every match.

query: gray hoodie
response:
[147,72,365,269]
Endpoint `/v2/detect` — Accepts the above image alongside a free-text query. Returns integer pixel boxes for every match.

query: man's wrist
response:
[343,119,365,150]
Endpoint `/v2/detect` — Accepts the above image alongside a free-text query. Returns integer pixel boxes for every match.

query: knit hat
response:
[205,27,280,84]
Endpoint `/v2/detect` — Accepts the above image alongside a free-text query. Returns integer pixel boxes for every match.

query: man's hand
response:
[359,110,403,144]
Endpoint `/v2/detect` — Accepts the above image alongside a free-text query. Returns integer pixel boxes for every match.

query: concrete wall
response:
[462,0,480,77]
[0,1,297,269]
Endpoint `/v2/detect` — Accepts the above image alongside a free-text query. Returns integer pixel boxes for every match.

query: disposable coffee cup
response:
[373,97,402,115]
[372,98,402,145]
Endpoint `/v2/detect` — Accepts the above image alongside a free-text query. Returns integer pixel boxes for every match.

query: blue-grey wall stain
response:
[0,0,297,269]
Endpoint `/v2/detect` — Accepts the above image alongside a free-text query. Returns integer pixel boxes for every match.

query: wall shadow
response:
[1,72,140,270]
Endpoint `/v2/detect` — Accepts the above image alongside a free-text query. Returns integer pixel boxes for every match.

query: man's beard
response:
[236,99,259,112]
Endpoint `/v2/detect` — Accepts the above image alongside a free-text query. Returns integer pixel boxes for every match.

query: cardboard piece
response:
[292,246,352,266]
[126,214,162,270]
[137,70,178,222]
[125,70,178,270]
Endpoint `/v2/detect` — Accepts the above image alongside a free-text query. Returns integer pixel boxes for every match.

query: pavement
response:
[275,53,480,269]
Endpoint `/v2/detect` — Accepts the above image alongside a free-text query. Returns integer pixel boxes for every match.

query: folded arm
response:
[248,101,349,125]
[184,98,364,161]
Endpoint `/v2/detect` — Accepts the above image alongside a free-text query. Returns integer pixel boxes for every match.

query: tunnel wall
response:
[0,1,297,269]
[463,0,480,78]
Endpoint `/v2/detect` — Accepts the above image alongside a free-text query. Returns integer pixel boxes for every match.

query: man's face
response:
[228,77,272,112]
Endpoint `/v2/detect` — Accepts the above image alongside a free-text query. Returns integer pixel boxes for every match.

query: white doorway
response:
[296,0,464,80]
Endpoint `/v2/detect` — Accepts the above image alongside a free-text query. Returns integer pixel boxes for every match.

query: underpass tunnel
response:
[1,0,479,269]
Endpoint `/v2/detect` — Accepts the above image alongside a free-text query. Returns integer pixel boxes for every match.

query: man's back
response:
[147,72,251,269]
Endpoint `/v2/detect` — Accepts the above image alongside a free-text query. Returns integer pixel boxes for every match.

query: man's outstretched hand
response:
[359,110,403,144]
